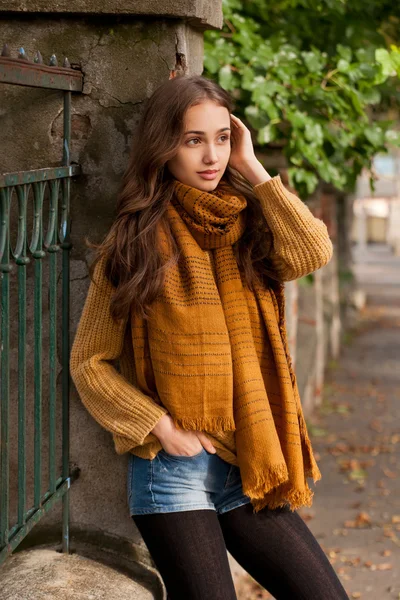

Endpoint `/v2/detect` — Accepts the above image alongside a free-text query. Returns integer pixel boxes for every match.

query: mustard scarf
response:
[150,177,321,512]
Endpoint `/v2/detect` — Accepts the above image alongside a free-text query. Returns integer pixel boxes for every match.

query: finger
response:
[196,433,217,453]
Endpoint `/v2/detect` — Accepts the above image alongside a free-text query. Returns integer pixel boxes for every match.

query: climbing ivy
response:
[204,0,400,197]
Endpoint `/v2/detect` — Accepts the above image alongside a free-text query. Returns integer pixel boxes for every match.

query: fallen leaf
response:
[328,442,350,456]
[392,515,400,524]
[344,512,372,528]
[299,511,314,522]
[309,426,329,437]
[370,419,383,432]
[383,467,397,479]
[377,563,392,570]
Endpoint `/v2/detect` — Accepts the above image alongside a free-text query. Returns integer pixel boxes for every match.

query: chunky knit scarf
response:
[149,177,321,512]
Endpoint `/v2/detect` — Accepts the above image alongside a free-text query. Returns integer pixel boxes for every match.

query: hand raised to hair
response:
[228,114,257,174]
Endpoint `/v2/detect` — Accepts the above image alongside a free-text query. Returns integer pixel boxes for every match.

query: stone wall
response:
[0,2,222,569]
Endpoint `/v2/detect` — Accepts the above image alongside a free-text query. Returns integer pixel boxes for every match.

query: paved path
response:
[301,243,400,599]
[236,243,400,599]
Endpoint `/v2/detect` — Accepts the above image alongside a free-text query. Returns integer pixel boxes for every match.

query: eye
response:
[186,135,230,146]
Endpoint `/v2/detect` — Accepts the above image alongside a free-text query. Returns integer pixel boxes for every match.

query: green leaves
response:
[288,168,319,195]
[244,105,270,129]
[302,50,326,73]
[204,1,400,199]
[218,64,236,90]
[385,130,400,147]
[337,44,352,63]
[257,124,277,144]
[364,125,385,147]
[375,49,397,78]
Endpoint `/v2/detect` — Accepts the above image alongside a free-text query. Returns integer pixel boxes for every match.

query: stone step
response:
[2,546,161,600]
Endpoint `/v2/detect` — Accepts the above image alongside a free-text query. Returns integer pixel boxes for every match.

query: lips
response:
[197,170,218,174]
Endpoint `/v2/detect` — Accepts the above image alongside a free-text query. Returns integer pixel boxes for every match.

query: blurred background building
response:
[353,150,400,255]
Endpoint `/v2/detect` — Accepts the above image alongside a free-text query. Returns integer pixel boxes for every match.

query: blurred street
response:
[2,0,400,594]
[302,243,400,599]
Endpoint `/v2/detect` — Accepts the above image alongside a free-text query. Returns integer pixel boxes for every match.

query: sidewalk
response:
[236,243,400,599]
[300,243,400,599]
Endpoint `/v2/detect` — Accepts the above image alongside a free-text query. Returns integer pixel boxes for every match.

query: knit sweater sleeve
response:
[70,255,168,446]
[253,175,333,281]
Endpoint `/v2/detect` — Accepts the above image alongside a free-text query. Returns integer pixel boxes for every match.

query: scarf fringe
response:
[242,462,289,500]
[172,416,236,432]
[250,480,315,513]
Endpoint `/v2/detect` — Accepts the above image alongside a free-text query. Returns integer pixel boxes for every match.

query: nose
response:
[203,143,219,165]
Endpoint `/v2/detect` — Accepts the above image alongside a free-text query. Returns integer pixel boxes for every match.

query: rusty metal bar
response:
[0,468,80,565]
[0,42,82,566]
[0,166,81,189]
[0,57,83,92]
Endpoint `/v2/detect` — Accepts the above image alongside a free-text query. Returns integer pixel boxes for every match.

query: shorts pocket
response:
[159,447,206,460]
[224,464,242,488]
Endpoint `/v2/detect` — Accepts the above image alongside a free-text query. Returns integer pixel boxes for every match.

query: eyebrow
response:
[184,127,231,135]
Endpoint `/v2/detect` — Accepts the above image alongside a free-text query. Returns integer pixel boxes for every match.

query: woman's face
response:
[166,100,231,191]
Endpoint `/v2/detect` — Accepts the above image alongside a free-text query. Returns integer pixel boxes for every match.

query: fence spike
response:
[18,47,29,61]
[62,57,71,68]
[34,50,43,64]
[1,43,11,57]
[49,54,58,66]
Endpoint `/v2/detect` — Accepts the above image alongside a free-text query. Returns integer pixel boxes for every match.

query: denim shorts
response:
[127,447,252,516]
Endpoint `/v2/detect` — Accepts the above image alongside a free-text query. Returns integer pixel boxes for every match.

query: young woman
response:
[70,75,349,600]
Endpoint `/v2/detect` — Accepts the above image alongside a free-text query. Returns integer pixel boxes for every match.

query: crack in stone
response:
[99,91,143,108]
[157,50,171,72]
[70,275,89,282]
[87,32,104,63]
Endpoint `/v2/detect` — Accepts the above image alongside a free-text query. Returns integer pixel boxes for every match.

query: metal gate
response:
[0,44,82,565]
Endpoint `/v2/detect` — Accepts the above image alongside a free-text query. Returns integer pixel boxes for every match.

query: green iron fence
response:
[0,44,83,565]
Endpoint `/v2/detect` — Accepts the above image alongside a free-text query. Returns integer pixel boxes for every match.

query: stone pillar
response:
[356,200,368,254]
[0,0,222,577]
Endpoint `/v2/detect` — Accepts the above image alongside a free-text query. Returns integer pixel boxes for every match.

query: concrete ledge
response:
[0,0,223,30]
[8,526,167,600]
[2,545,161,600]
[12,522,166,600]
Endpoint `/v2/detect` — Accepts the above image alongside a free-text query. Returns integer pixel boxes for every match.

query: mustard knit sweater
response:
[70,176,333,465]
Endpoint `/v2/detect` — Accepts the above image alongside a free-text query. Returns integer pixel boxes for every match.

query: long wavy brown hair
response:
[87,74,278,323]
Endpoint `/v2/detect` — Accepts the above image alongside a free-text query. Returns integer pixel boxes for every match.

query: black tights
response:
[132,502,349,600]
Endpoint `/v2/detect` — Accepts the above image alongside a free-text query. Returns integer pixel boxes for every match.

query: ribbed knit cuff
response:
[253,175,316,232]
[111,403,168,449]
[253,175,293,208]
[252,174,333,280]
[132,397,169,446]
